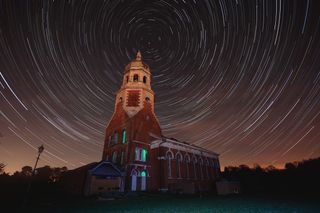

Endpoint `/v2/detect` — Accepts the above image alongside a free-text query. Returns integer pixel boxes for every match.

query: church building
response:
[101,51,221,193]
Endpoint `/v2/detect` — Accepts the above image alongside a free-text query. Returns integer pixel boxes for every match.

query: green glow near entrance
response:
[141,171,146,177]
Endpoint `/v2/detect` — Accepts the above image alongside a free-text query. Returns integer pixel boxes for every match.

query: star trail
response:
[0,0,320,173]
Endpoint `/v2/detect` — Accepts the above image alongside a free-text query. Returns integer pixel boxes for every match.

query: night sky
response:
[1,0,320,173]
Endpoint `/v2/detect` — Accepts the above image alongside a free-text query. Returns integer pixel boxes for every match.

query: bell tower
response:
[115,51,155,117]
[102,51,162,165]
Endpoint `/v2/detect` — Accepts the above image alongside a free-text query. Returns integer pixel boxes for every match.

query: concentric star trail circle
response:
[0,0,320,172]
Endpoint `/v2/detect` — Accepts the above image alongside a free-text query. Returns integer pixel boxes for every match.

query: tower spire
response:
[136,51,142,61]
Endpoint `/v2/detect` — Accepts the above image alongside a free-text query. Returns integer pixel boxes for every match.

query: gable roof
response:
[88,160,123,177]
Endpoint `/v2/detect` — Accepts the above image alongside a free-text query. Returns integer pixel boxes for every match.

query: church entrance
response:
[131,170,137,191]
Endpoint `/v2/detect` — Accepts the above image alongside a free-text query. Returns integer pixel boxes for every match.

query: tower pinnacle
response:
[136,51,142,61]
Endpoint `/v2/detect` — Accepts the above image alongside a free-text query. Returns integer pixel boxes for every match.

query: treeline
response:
[223,157,320,196]
[0,165,68,182]
[0,165,69,206]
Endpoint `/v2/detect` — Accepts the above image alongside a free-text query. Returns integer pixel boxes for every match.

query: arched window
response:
[143,76,147,83]
[205,158,210,179]
[131,169,138,176]
[166,151,174,178]
[145,97,150,102]
[141,170,147,177]
[133,74,139,82]
[108,136,112,147]
[110,132,118,145]
[135,147,147,162]
[176,153,182,178]
[199,157,204,180]
[131,169,138,191]
[210,159,215,179]
[192,155,197,179]
[113,132,118,145]
[112,151,118,163]
[122,129,126,144]
[120,151,125,165]
[184,154,190,179]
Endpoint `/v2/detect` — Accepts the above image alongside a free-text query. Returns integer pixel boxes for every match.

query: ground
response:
[11,193,320,213]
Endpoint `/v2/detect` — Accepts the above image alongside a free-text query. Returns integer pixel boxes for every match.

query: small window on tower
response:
[145,97,150,102]
[122,130,126,144]
[133,74,139,82]
[143,76,147,83]
[126,76,129,82]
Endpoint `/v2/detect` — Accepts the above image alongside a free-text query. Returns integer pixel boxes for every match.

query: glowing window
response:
[122,130,126,144]
[141,170,146,177]
[142,149,147,161]
[135,147,147,162]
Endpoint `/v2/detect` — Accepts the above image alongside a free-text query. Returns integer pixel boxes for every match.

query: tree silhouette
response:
[21,166,33,176]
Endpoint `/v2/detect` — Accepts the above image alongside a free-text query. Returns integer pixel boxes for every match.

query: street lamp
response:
[22,145,45,207]
[32,145,44,175]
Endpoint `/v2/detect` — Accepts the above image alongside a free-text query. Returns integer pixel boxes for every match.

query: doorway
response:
[131,170,137,191]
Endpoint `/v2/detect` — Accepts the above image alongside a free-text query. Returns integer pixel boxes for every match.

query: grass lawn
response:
[23,193,320,213]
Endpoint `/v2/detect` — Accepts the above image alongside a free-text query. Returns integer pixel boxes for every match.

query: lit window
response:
[133,74,139,82]
[142,149,147,161]
[141,170,146,177]
[122,130,126,144]
[135,147,147,162]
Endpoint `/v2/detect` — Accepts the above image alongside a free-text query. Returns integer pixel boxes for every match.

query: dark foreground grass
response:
[20,193,320,213]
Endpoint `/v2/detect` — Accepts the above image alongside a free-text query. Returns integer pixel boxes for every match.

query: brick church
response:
[101,51,221,193]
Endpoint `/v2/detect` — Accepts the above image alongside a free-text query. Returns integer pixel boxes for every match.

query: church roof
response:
[63,160,123,177]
